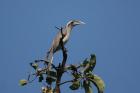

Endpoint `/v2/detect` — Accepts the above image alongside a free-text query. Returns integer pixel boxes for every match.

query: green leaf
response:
[46,76,56,84]
[86,73,94,79]
[19,79,28,86]
[90,54,96,62]
[38,75,44,82]
[89,75,105,93]
[83,58,89,67]
[69,80,80,90]
[46,70,57,78]
[85,54,96,72]
[68,64,77,71]
[72,72,81,79]
[81,54,96,74]
[84,86,92,93]
[46,70,57,84]
[89,54,96,69]
[83,80,92,93]
[30,63,38,70]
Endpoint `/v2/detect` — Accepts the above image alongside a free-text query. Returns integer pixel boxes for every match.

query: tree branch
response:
[34,59,57,70]
[55,27,68,93]
[58,80,73,86]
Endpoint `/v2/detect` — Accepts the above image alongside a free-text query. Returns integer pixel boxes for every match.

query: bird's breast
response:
[63,33,70,44]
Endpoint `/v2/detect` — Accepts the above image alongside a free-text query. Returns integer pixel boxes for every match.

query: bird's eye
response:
[71,22,74,24]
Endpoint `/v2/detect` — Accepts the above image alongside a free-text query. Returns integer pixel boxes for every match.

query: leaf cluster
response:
[20,54,105,93]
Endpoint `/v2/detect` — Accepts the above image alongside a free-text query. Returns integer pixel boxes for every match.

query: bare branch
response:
[55,27,68,93]
[34,59,57,70]
[58,80,74,86]
[55,26,61,30]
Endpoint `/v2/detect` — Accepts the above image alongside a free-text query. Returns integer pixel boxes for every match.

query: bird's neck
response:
[66,25,73,34]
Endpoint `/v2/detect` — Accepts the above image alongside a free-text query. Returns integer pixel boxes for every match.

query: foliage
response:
[20,54,105,93]
[19,79,28,86]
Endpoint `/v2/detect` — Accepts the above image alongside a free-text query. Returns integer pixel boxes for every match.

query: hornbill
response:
[46,20,85,70]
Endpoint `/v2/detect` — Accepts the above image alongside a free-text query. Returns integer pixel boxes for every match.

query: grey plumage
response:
[46,20,85,69]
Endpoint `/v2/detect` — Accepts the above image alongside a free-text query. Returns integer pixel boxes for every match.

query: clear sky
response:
[0,0,140,93]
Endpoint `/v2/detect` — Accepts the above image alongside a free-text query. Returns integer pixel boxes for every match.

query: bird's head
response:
[66,20,85,27]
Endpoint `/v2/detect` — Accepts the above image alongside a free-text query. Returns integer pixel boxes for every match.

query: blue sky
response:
[0,0,140,93]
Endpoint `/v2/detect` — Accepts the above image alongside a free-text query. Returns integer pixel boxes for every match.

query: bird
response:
[46,20,85,69]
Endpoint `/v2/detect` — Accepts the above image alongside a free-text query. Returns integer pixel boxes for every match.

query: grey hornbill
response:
[46,20,85,70]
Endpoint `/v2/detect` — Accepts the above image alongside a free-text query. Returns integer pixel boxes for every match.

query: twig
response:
[55,26,61,30]
[28,76,37,83]
[58,80,74,86]
[34,59,57,70]
[64,64,82,71]
[27,72,37,83]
